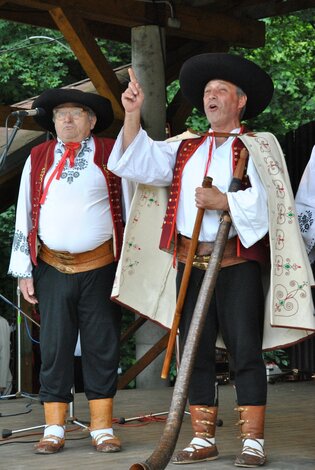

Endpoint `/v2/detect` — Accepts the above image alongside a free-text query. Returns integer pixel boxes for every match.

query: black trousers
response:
[177,261,267,407]
[33,260,122,403]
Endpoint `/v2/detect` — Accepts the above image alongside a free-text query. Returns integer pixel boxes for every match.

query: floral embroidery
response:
[275,229,285,250]
[120,258,140,283]
[274,255,301,276]
[256,137,271,153]
[265,155,282,176]
[12,230,29,255]
[132,210,141,225]
[272,179,285,199]
[56,141,90,184]
[277,203,294,225]
[276,203,287,225]
[126,237,141,252]
[298,210,313,233]
[139,189,160,208]
[274,280,308,316]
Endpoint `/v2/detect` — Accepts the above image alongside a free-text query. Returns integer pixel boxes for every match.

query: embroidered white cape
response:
[112,132,315,350]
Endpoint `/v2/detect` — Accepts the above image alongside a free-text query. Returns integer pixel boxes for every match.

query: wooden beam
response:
[0,105,44,131]
[49,7,124,119]
[0,8,131,43]
[237,0,315,19]
[165,3,265,47]
[120,316,147,345]
[7,0,265,47]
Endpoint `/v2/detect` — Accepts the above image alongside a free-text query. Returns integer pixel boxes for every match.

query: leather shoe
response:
[235,442,266,467]
[34,435,65,454]
[92,433,121,452]
[172,439,218,464]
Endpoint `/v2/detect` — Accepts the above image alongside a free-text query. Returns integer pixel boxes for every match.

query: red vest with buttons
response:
[159,135,269,266]
[28,136,124,265]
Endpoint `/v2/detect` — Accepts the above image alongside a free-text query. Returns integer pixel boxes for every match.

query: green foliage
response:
[232,11,315,136]
[0,21,79,103]
[0,20,131,104]
[119,309,136,389]
[97,39,131,68]
[167,11,314,137]
[263,349,290,369]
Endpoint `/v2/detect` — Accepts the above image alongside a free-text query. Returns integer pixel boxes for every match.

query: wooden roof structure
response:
[0,0,314,211]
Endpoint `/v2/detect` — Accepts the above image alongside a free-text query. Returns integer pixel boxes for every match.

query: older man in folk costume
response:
[108,53,315,467]
[8,88,132,454]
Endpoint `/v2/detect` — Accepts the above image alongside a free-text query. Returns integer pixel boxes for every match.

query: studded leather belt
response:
[38,239,114,274]
[176,234,247,270]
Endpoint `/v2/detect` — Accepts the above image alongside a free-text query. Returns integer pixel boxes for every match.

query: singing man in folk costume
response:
[108,53,315,467]
[8,88,133,455]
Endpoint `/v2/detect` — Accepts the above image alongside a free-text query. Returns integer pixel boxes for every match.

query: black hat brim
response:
[32,88,114,134]
[179,53,274,120]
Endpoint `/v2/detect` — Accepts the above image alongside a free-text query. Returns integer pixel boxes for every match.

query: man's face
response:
[53,102,97,142]
[203,79,247,130]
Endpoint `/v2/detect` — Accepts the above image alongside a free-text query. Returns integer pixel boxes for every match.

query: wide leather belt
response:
[177,234,247,270]
[38,239,114,274]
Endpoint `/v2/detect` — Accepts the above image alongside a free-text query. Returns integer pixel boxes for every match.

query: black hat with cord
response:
[179,53,274,120]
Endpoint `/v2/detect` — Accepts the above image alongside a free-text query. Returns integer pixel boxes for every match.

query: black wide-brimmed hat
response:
[179,53,274,120]
[32,88,114,134]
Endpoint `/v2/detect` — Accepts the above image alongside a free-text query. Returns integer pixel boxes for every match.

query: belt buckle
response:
[192,254,211,270]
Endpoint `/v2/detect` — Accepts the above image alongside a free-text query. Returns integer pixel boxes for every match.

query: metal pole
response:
[16,282,22,395]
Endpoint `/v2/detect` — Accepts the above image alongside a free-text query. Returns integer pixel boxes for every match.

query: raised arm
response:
[122,68,144,151]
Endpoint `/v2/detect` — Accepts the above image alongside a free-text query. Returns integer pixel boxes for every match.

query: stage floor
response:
[0,380,314,469]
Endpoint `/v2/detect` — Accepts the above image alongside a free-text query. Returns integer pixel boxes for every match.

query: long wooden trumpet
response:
[161,175,213,379]
[129,146,249,470]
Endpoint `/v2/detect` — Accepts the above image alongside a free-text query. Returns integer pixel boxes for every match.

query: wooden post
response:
[131,25,169,389]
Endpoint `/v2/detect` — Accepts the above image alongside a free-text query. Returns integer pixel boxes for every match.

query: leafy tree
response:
[0,20,131,104]
[167,11,315,137]
[0,21,77,103]
[232,11,315,136]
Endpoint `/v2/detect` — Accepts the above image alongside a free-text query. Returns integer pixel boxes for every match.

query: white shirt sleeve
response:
[227,156,269,248]
[8,157,33,278]
[295,145,315,262]
[107,127,179,186]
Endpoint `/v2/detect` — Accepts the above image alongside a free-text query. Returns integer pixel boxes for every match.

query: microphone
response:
[11,107,46,117]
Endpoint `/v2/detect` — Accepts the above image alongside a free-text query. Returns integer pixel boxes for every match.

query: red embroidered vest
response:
[159,135,269,266]
[28,136,124,265]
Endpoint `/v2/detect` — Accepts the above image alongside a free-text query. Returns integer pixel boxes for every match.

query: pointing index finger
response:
[128,67,138,84]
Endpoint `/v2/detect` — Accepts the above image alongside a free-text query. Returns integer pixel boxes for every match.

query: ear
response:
[238,94,247,110]
[90,115,97,130]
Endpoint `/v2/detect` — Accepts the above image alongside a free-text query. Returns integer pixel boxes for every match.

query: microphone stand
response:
[0,113,44,438]
[0,112,35,403]
[0,286,40,401]
[0,114,25,170]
